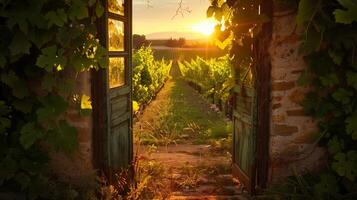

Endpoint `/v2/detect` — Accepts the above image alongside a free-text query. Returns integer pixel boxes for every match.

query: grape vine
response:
[178,55,233,110]
[132,47,172,111]
[0,0,107,198]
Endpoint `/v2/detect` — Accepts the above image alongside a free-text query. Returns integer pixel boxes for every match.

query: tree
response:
[133,34,148,49]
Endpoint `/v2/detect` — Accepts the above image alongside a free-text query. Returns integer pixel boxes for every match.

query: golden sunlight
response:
[191,18,217,36]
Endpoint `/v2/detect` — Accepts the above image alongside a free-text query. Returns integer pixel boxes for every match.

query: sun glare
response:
[191,19,217,36]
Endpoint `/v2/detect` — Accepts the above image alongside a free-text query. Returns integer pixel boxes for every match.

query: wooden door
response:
[231,0,272,193]
[93,0,133,178]
[232,83,257,193]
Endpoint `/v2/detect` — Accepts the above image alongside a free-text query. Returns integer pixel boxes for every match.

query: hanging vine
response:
[0,0,107,198]
[210,0,357,198]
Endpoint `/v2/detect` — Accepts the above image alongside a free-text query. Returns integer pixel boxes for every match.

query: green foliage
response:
[0,0,106,198]
[178,55,233,103]
[208,0,266,86]
[334,0,357,24]
[132,47,172,106]
[212,0,357,198]
[294,0,357,195]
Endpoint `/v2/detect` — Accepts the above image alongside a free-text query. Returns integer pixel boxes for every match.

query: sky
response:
[133,0,212,39]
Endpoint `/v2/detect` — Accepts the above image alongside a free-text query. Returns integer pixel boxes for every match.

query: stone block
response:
[272,115,286,123]
[294,130,321,144]
[272,103,282,110]
[273,124,298,136]
[286,109,305,116]
[272,81,295,91]
[289,88,305,104]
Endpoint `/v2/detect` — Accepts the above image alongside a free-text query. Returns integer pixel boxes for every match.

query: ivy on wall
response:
[0,0,107,198]
[210,0,357,198]
[295,0,357,197]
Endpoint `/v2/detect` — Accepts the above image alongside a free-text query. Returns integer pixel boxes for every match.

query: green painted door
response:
[232,82,257,192]
[105,0,133,173]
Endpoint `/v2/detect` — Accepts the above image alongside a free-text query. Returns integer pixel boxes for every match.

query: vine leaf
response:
[207,6,215,18]
[1,71,30,99]
[345,112,357,140]
[297,0,317,26]
[46,121,78,152]
[300,28,321,54]
[319,74,339,87]
[68,1,89,20]
[346,71,357,90]
[314,174,339,196]
[332,151,357,181]
[0,101,11,134]
[332,88,352,104]
[327,136,343,154]
[328,49,344,65]
[9,31,31,55]
[36,95,67,122]
[41,74,56,92]
[20,123,45,149]
[45,9,67,27]
[36,46,66,72]
[334,0,357,24]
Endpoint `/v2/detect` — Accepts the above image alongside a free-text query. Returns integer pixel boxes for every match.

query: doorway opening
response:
[130,1,243,199]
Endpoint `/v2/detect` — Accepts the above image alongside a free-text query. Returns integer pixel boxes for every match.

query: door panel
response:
[232,84,257,193]
[108,57,126,88]
[108,0,124,15]
[105,0,132,174]
[109,120,130,169]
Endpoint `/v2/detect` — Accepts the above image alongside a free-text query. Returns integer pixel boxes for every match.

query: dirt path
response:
[133,65,248,200]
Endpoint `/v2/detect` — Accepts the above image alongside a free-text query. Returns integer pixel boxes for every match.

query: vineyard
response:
[178,55,234,115]
[132,47,172,111]
[132,46,233,116]
[132,47,235,198]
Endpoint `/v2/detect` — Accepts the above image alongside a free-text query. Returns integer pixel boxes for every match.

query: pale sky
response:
[133,0,212,38]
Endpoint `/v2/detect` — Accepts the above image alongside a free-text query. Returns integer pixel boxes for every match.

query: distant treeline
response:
[165,38,186,48]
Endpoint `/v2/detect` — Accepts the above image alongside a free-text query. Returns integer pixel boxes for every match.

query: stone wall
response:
[49,71,95,185]
[267,7,326,183]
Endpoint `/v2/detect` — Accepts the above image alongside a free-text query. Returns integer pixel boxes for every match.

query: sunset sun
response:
[191,19,217,36]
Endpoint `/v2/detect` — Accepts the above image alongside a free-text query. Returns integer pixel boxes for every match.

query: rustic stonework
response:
[289,88,306,105]
[286,109,305,116]
[272,81,295,91]
[294,130,320,144]
[272,103,282,109]
[50,71,95,184]
[273,124,298,136]
[268,6,326,184]
[272,115,286,123]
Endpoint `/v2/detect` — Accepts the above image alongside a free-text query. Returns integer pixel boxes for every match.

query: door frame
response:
[92,0,133,176]
[232,0,273,194]
[254,0,273,192]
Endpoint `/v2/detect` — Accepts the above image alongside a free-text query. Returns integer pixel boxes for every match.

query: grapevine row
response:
[132,47,172,112]
[178,55,234,116]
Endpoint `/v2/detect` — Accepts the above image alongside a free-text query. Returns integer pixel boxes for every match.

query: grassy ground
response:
[134,63,232,149]
[130,63,243,199]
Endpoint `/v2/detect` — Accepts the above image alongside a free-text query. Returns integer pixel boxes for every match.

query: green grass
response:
[135,63,232,146]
